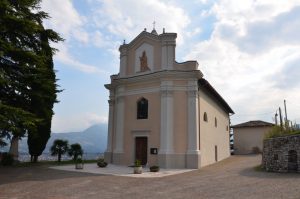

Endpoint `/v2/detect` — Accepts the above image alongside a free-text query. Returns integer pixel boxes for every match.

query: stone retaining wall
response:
[262,134,300,173]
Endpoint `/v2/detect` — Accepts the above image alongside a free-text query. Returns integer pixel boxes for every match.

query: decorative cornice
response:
[161,89,173,97]
[119,47,128,57]
[119,31,177,51]
[187,90,198,98]
[107,70,203,90]
[108,99,115,106]
[116,96,124,103]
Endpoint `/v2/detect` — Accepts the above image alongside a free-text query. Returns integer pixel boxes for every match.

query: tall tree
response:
[0,0,62,159]
[27,28,60,162]
[50,139,69,162]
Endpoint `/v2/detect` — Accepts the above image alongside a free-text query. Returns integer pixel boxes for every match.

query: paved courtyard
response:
[1,155,300,199]
[50,163,196,178]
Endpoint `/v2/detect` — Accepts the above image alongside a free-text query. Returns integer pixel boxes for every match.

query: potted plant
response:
[97,158,108,168]
[75,157,84,169]
[133,159,142,174]
[150,165,160,172]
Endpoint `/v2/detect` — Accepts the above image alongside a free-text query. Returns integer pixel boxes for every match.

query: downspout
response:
[198,87,201,151]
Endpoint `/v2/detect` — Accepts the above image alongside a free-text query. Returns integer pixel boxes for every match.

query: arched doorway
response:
[288,150,298,172]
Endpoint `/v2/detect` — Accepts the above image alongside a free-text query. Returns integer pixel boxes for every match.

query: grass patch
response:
[264,126,300,139]
[254,164,264,172]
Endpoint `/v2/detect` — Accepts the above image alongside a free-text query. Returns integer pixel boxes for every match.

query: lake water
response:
[18,152,104,162]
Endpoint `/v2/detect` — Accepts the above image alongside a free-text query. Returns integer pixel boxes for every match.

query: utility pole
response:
[284,99,288,127]
[275,111,278,125]
[279,107,283,129]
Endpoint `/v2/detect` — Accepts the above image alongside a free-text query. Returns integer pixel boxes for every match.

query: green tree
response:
[50,139,69,162]
[68,143,83,161]
[0,0,62,159]
[27,29,61,162]
[0,138,7,147]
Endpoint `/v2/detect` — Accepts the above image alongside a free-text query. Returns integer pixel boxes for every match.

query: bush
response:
[134,159,141,167]
[150,165,159,172]
[252,146,261,154]
[1,153,14,166]
[97,158,107,168]
[75,157,84,169]
[265,126,300,139]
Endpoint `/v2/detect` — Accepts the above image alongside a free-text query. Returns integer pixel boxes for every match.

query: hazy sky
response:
[40,0,300,133]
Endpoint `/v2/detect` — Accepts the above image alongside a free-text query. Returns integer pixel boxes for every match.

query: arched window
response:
[215,117,217,127]
[203,112,208,122]
[137,98,148,119]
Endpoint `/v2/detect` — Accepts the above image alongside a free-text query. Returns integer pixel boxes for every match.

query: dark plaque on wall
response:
[150,148,158,155]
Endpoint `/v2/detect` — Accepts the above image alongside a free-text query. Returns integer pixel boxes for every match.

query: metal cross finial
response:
[153,21,156,30]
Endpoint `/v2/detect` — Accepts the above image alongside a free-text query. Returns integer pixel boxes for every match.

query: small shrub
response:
[264,126,300,139]
[252,146,261,154]
[75,157,84,169]
[134,159,141,167]
[97,158,108,168]
[150,165,159,172]
[1,153,14,166]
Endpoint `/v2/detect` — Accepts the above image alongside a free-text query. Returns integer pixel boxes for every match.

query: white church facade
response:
[104,28,234,169]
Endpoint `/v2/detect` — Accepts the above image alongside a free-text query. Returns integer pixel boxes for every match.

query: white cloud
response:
[185,0,300,124]
[53,43,108,75]
[52,112,108,133]
[41,0,106,75]
[90,0,190,45]
[41,0,89,42]
[215,6,300,54]
[186,27,202,37]
[211,0,300,22]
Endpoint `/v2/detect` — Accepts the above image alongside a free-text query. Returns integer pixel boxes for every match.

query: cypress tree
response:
[0,0,63,160]
[27,29,61,162]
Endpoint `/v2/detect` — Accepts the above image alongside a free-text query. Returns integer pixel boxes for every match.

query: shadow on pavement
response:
[238,165,300,179]
[0,165,104,185]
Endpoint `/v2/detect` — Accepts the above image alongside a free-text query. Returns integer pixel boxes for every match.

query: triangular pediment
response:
[123,30,160,50]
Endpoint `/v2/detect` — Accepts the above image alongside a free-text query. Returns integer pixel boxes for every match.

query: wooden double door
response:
[135,137,148,165]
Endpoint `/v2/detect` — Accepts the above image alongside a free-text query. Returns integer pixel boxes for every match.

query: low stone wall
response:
[262,134,300,173]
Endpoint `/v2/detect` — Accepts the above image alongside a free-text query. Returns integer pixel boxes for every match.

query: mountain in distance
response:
[17,123,108,154]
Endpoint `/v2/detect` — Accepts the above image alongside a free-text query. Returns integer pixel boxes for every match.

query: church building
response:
[104,28,234,169]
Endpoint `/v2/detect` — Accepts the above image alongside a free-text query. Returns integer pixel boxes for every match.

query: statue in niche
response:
[139,51,150,72]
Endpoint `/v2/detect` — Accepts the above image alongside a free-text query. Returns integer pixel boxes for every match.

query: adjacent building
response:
[232,120,274,154]
[104,28,234,169]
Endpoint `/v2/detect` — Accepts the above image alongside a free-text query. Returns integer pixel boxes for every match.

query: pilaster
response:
[114,87,125,154]
[104,94,115,163]
[159,81,174,154]
[161,34,176,70]
[158,81,174,167]
[186,80,201,168]
[119,45,128,77]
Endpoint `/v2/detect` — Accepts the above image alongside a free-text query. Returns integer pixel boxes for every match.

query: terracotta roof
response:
[198,78,234,114]
[231,120,274,128]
